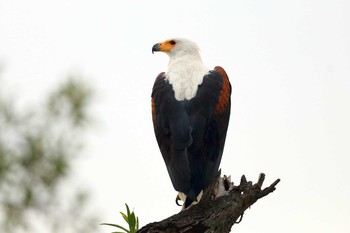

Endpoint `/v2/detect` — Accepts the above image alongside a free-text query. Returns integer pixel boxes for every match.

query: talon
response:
[175,194,183,206]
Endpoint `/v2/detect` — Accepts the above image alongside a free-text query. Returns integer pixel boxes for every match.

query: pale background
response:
[0,0,349,232]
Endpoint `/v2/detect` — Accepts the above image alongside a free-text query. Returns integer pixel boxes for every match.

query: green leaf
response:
[100,223,129,232]
[120,211,128,223]
[101,204,139,233]
[125,203,131,218]
[136,217,139,231]
[129,212,135,232]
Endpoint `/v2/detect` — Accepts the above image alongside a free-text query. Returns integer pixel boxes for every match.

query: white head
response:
[152,38,209,101]
[152,37,202,60]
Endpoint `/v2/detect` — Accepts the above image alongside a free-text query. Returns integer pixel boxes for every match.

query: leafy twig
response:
[101,204,139,233]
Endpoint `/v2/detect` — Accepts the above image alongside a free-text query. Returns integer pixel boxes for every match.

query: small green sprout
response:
[101,203,139,233]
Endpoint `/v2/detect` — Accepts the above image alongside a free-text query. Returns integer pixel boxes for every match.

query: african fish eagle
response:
[151,38,231,209]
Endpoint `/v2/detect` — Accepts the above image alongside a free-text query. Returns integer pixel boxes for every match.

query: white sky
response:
[0,0,350,232]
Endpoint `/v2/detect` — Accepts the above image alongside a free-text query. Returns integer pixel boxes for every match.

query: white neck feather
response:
[165,53,209,101]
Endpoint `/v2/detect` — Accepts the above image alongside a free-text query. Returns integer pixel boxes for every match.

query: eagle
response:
[151,38,231,209]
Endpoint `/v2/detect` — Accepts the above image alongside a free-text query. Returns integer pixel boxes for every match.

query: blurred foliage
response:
[0,71,98,233]
[101,204,139,233]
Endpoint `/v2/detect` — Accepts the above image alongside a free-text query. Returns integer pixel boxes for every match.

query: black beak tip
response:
[152,43,160,54]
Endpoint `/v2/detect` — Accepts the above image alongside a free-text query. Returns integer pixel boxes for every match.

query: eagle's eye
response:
[169,40,176,45]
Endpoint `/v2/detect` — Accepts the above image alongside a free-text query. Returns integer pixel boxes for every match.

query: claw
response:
[175,194,183,206]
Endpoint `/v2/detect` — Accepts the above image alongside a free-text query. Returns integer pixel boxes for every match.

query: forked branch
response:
[138,173,280,233]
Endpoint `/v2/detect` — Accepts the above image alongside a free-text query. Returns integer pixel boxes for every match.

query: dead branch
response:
[138,173,280,233]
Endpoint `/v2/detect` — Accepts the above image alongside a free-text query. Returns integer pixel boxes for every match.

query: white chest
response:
[165,58,209,101]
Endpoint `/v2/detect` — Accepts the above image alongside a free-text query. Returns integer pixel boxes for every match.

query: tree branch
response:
[138,173,280,233]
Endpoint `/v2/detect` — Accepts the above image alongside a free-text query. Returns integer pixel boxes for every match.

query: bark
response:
[138,173,280,233]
